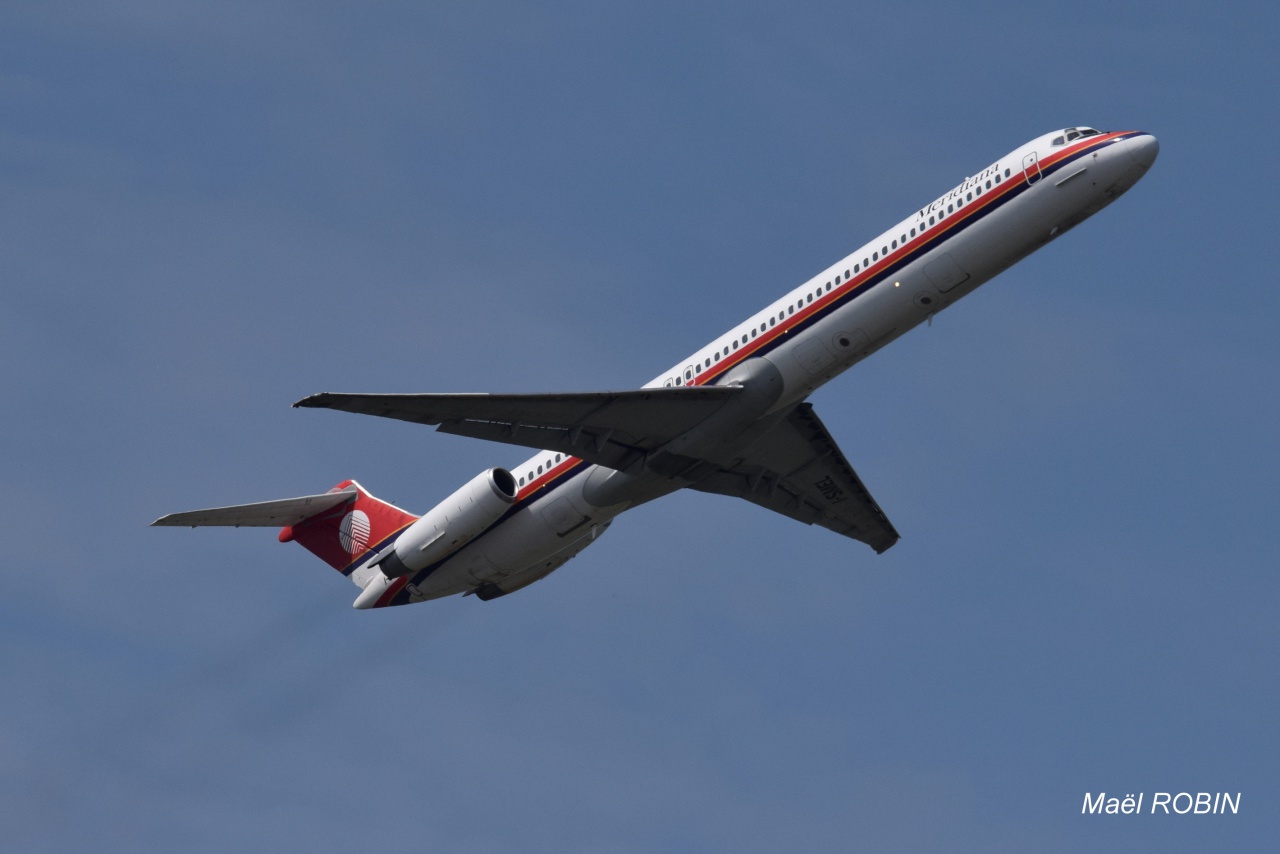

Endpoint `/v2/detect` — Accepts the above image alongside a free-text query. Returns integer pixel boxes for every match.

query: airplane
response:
[153,127,1159,610]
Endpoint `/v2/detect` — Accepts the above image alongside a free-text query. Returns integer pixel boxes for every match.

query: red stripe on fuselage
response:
[516,457,584,501]
[683,131,1133,388]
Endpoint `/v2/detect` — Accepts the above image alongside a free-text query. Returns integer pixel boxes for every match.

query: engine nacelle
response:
[375,467,518,579]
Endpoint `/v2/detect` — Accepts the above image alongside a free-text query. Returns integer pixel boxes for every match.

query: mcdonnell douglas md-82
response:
[154,127,1159,609]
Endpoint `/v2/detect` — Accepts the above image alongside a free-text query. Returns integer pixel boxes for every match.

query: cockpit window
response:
[1058,127,1103,145]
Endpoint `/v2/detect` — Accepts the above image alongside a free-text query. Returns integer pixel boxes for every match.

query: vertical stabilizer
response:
[278,480,419,575]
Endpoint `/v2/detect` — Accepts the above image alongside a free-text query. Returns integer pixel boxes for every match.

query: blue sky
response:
[4,2,1276,851]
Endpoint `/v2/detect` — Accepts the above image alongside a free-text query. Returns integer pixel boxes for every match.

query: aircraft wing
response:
[688,403,900,553]
[295,388,742,472]
[151,486,357,527]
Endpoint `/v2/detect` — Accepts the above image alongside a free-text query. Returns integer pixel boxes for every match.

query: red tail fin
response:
[278,480,418,575]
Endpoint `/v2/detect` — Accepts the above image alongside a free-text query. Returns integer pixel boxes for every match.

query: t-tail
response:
[151,479,419,579]
[152,467,518,609]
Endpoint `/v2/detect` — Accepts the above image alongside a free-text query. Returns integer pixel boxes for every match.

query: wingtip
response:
[293,393,327,409]
[874,535,901,555]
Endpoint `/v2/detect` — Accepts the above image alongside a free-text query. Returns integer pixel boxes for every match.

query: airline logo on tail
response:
[279,481,419,575]
[339,510,371,554]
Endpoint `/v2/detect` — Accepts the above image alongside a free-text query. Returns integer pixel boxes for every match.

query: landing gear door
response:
[538,496,589,537]
[924,252,970,293]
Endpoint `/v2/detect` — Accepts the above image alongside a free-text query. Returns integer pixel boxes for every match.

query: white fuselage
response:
[371,128,1159,607]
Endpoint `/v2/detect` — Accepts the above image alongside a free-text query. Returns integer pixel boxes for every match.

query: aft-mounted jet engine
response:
[371,467,518,579]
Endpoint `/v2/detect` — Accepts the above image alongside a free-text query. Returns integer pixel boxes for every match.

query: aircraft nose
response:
[1124,133,1159,169]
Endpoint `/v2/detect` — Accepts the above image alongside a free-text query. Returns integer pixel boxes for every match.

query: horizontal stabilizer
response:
[151,486,358,528]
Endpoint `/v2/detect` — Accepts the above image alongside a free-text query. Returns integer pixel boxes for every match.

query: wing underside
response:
[295,388,742,471]
[294,389,897,553]
[688,403,900,553]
